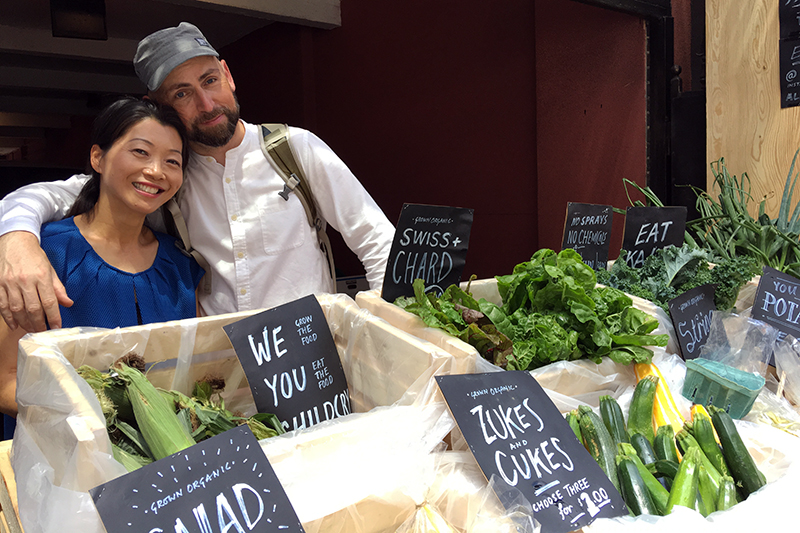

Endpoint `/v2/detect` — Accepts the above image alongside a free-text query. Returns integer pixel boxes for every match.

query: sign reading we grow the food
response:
[223,294,350,432]
[436,372,627,533]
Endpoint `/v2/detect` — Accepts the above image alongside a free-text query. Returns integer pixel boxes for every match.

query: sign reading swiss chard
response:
[381,203,473,302]
[668,284,717,360]
[621,206,687,268]
[223,295,350,431]
[436,372,627,533]
[561,202,613,270]
[90,426,305,533]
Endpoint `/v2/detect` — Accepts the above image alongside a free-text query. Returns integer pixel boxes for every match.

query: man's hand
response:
[0,231,72,332]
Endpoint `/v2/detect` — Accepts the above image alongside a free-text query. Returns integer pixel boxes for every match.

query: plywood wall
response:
[707,0,800,217]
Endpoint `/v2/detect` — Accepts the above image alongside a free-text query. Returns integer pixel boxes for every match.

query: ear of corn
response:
[115,363,196,460]
[634,363,686,435]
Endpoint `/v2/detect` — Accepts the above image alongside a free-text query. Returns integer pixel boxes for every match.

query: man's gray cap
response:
[133,22,219,92]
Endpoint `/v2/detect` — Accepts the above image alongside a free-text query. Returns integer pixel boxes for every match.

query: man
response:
[0,22,394,332]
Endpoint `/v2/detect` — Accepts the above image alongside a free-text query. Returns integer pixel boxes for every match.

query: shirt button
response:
[240,288,247,295]
[231,215,238,221]
[225,178,231,183]
[237,252,244,259]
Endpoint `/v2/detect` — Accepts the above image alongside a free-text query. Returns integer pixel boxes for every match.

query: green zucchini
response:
[630,432,657,465]
[600,395,629,446]
[616,454,659,516]
[618,443,668,515]
[628,375,658,445]
[565,410,582,445]
[578,405,619,493]
[647,459,679,480]
[675,429,722,493]
[709,406,766,499]
[666,447,701,514]
[653,424,680,463]
[686,415,729,477]
[696,463,717,517]
[716,475,738,511]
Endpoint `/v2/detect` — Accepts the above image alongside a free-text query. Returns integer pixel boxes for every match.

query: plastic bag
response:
[698,311,777,377]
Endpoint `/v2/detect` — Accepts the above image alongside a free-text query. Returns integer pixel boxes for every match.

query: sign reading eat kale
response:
[435,372,626,533]
[223,294,350,431]
[621,206,687,268]
[668,284,717,360]
[561,202,613,270]
[381,203,473,302]
[90,426,304,533]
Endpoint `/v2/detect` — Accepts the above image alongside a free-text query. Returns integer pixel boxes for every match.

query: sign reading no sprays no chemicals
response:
[561,202,613,270]
[223,294,350,432]
[436,372,627,533]
[90,426,305,533]
[381,203,473,302]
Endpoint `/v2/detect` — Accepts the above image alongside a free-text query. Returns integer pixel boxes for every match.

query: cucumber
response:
[709,406,766,499]
[578,405,619,493]
[628,375,658,445]
[665,447,701,514]
[716,475,738,511]
[600,395,629,446]
[616,454,659,516]
[565,410,582,445]
[653,424,680,463]
[630,432,657,465]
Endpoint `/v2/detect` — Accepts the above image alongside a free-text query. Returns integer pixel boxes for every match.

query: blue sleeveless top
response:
[40,217,205,328]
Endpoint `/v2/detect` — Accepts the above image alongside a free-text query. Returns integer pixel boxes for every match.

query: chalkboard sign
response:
[751,266,800,347]
[90,426,305,533]
[381,203,473,302]
[436,372,626,533]
[621,206,687,268]
[561,202,613,270]
[780,37,800,109]
[223,294,350,432]
[780,0,800,40]
[668,284,717,361]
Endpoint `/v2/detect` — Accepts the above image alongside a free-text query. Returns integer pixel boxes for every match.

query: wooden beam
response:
[159,0,341,29]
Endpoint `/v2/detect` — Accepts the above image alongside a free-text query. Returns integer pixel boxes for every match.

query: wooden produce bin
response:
[9,293,481,533]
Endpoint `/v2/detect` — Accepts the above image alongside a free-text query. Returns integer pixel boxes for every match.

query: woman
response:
[0,97,204,419]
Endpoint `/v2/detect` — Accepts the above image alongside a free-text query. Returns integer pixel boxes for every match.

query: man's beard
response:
[188,99,240,148]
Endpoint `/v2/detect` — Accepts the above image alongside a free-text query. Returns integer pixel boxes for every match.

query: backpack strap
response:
[259,123,336,282]
[164,198,213,294]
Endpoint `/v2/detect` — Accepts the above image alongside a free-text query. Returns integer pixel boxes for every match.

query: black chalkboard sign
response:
[751,266,800,347]
[780,0,800,40]
[381,203,473,302]
[668,284,717,361]
[90,426,305,533]
[780,37,800,109]
[621,206,687,268]
[561,202,613,270]
[223,295,350,432]
[436,372,627,533]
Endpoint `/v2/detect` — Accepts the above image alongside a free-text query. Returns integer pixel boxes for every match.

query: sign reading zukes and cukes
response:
[668,284,717,361]
[381,203,473,302]
[561,202,613,270]
[621,206,687,268]
[223,294,350,431]
[90,426,305,533]
[435,372,627,533]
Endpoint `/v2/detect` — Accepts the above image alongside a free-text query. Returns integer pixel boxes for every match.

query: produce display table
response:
[0,440,21,533]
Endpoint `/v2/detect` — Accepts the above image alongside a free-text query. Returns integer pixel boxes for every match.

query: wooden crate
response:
[11,293,466,533]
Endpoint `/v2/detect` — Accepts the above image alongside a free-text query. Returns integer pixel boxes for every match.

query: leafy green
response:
[396,249,667,370]
[595,244,760,311]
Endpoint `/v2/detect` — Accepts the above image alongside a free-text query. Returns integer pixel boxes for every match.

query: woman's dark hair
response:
[66,96,188,218]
